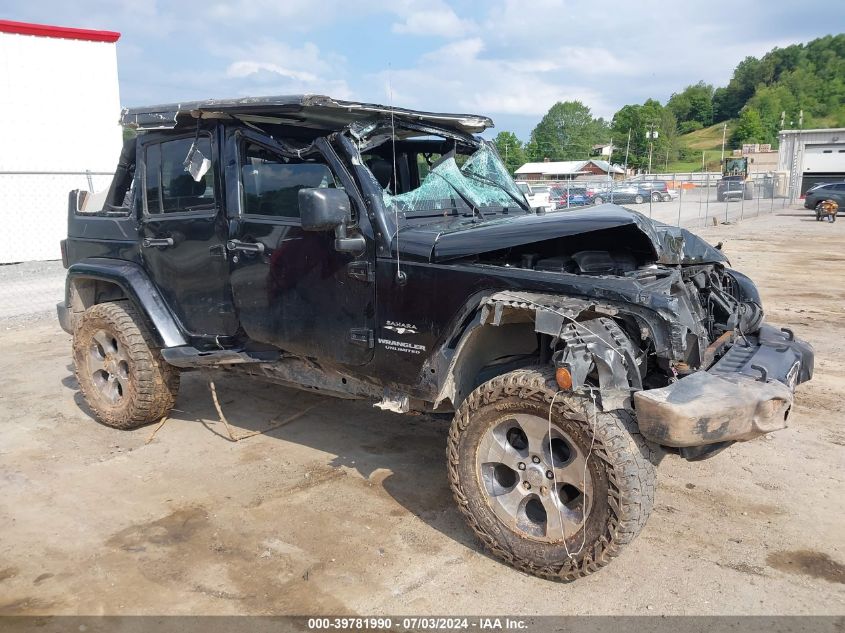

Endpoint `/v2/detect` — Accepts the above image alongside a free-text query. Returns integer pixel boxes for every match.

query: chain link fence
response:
[0,171,113,324]
[0,171,113,264]
[520,171,792,228]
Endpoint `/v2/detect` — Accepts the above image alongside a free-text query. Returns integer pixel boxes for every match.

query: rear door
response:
[138,131,238,340]
[228,133,375,365]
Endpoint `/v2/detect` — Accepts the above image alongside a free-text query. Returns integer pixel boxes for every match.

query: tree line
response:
[494,33,845,173]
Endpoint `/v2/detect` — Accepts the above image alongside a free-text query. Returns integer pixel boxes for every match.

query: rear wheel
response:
[593,196,604,205]
[447,367,658,581]
[661,193,671,202]
[634,194,644,204]
[73,301,179,429]
[651,192,662,202]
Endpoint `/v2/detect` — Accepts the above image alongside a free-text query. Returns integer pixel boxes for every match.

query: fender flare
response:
[429,291,652,411]
[64,258,187,348]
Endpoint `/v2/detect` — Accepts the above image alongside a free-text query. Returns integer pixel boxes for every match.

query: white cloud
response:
[226,62,318,83]
[392,7,474,38]
[207,0,342,26]
[368,37,615,122]
[554,47,633,74]
[214,40,352,99]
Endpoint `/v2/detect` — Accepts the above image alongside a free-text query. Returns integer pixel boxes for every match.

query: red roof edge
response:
[0,19,120,43]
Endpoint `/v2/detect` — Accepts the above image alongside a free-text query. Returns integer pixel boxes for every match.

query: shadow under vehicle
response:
[57,94,813,581]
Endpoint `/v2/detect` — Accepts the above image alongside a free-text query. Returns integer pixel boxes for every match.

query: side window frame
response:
[141,131,218,219]
[235,133,341,226]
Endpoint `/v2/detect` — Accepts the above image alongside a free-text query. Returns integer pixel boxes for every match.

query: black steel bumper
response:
[634,324,814,448]
[57,301,72,334]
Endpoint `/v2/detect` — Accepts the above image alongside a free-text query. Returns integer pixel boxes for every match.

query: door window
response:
[145,136,215,214]
[241,142,337,219]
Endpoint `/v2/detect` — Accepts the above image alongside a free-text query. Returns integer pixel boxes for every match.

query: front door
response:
[228,134,375,365]
[138,130,238,340]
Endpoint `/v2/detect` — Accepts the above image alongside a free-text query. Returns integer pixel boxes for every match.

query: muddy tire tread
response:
[73,301,179,429]
[447,366,658,581]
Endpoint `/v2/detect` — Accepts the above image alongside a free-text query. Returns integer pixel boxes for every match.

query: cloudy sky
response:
[5,0,843,139]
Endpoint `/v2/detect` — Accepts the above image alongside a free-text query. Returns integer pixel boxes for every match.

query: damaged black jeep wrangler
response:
[58,95,813,581]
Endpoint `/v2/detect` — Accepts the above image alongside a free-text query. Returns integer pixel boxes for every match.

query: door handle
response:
[142,237,174,248]
[227,240,265,254]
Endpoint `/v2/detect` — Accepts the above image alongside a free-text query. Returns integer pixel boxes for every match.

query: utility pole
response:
[720,122,727,163]
[794,109,804,203]
[623,129,631,175]
[646,123,658,175]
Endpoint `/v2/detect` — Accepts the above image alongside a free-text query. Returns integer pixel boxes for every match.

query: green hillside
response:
[500,34,845,175]
[666,122,737,172]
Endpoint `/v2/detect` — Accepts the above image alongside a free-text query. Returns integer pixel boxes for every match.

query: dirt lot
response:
[0,209,843,616]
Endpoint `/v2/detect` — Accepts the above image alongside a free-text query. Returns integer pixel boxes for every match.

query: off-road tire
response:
[447,367,658,581]
[73,301,179,429]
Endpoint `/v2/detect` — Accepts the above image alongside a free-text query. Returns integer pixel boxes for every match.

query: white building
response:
[0,19,122,263]
[515,159,625,181]
[777,128,845,198]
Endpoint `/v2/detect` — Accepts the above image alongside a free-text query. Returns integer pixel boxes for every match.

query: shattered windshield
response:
[382,143,528,218]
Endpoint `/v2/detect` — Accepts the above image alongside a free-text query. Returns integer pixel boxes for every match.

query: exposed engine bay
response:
[466,234,765,376]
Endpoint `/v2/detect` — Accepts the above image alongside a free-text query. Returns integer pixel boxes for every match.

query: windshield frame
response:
[338,120,534,254]
[377,140,530,222]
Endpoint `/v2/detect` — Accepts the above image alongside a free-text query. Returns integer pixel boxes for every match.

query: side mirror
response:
[298,188,351,232]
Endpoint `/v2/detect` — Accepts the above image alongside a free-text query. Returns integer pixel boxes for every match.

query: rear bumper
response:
[634,324,813,448]
[57,301,72,334]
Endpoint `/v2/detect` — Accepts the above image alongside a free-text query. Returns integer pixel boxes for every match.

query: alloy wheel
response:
[476,414,593,542]
[86,329,131,404]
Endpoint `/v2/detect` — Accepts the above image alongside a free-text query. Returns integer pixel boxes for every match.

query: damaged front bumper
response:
[634,324,814,450]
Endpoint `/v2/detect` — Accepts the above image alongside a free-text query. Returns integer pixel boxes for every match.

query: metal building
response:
[0,19,122,263]
[777,128,845,200]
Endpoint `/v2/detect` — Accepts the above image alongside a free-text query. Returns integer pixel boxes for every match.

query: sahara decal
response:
[383,320,419,335]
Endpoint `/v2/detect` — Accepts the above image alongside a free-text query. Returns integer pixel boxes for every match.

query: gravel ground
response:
[0,209,842,616]
[0,259,65,327]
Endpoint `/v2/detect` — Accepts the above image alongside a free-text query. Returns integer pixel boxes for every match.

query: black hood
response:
[393,204,727,266]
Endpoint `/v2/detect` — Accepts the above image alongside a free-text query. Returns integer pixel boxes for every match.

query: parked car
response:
[717,175,754,201]
[591,186,652,205]
[633,181,671,202]
[516,181,554,212]
[549,185,593,208]
[803,182,845,216]
[58,93,813,583]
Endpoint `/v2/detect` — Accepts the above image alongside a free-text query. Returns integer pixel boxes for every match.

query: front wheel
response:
[447,367,658,581]
[593,196,604,205]
[651,192,662,202]
[634,194,644,204]
[73,301,180,429]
